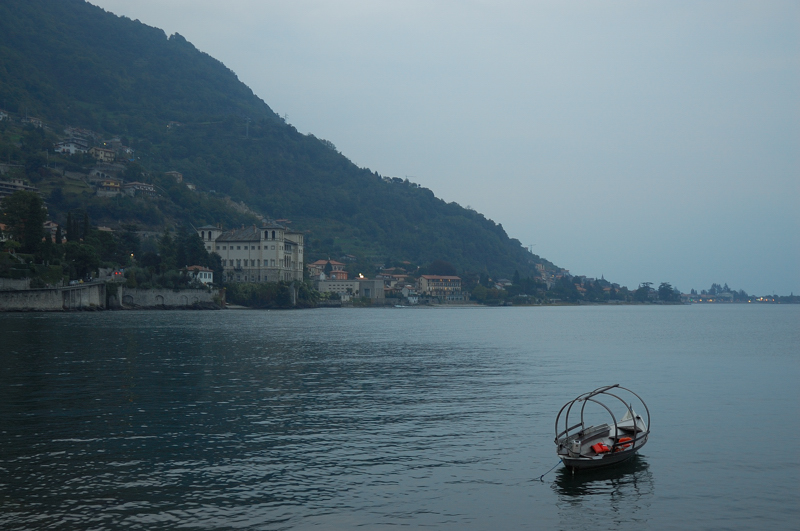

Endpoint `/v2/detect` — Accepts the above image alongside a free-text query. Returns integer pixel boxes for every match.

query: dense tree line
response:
[225,281,319,309]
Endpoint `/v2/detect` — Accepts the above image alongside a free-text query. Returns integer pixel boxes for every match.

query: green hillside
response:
[0,0,553,278]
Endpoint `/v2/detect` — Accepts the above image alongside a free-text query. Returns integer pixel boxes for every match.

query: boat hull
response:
[560,438,647,470]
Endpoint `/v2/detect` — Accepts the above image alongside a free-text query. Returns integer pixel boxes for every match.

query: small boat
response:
[555,384,650,470]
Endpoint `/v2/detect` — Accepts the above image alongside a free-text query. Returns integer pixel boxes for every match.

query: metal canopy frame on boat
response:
[554,384,651,470]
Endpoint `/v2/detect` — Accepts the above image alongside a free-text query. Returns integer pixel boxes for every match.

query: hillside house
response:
[165,171,183,183]
[43,221,61,242]
[123,181,156,197]
[0,178,39,200]
[89,146,115,163]
[54,138,89,155]
[97,178,122,197]
[103,137,122,150]
[22,117,44,128]
[197,223,304,283]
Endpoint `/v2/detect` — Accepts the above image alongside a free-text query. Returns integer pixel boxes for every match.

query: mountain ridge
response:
[0,0,555,279]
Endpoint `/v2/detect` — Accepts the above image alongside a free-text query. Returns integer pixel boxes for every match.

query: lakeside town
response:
[0,111,795,311]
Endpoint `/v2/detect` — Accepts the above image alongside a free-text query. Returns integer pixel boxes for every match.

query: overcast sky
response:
[89,0,798,295]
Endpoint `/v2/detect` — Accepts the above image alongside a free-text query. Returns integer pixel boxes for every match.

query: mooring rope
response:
[536,460,562,481]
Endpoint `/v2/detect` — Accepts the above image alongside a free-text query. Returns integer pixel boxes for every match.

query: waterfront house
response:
[316,278,385,302]
[307,259,347,280]
[184,265,214,285]
[417,275,465,302]
[197,223,304,283]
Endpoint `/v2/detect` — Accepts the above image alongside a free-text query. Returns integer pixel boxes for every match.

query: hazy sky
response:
[89,0,799,295]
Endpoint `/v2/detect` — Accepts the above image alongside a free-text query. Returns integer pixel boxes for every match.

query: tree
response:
[157,230,176,272]
[427,259,457,276]
[0,190,47,254]
[658,282,676,301]
[634,284,651,302]
[65,210,86,242]
[118,225,141,263]
[64,242,100,279]
[65,211,74,242]
[175,228,209,268]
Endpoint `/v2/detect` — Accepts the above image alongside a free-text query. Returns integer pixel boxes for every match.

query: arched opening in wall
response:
[123,295,134,306]
[155,295,164,306]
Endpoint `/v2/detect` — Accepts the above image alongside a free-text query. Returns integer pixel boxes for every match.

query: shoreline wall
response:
[0,283,106,311]
[115,287,222,309]
[0,278,31,290]
[0,283,223,311]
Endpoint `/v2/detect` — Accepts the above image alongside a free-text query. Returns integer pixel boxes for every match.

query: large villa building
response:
[196,223,304,283]
[417,275,465,302]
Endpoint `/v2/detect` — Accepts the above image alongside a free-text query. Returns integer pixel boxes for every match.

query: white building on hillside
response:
[197,223,304,283]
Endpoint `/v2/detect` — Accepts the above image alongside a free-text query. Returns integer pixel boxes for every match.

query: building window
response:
[236,259,241,267]
[237,246,241,250]
[272,231,276,239]
[250,260,255,266]
[271,245,275,250]
[222,259,226,266]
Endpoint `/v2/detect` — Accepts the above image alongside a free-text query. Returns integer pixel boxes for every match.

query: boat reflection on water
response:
[552,455,654,528]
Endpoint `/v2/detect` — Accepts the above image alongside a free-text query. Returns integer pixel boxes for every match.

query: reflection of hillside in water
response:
[552,456,654,529]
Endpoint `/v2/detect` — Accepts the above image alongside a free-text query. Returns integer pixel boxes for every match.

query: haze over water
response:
[1,305,798,529]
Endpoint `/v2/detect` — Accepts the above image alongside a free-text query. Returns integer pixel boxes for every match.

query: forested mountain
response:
[0,0,553,278]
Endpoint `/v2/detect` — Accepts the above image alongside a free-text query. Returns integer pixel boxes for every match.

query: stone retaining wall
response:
[117,287,221,309]
[0,283,222,311]
[0,283,105,311]
[0,278,31,290]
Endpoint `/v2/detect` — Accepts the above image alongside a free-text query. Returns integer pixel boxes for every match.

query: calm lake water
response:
[1,305,798,530]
